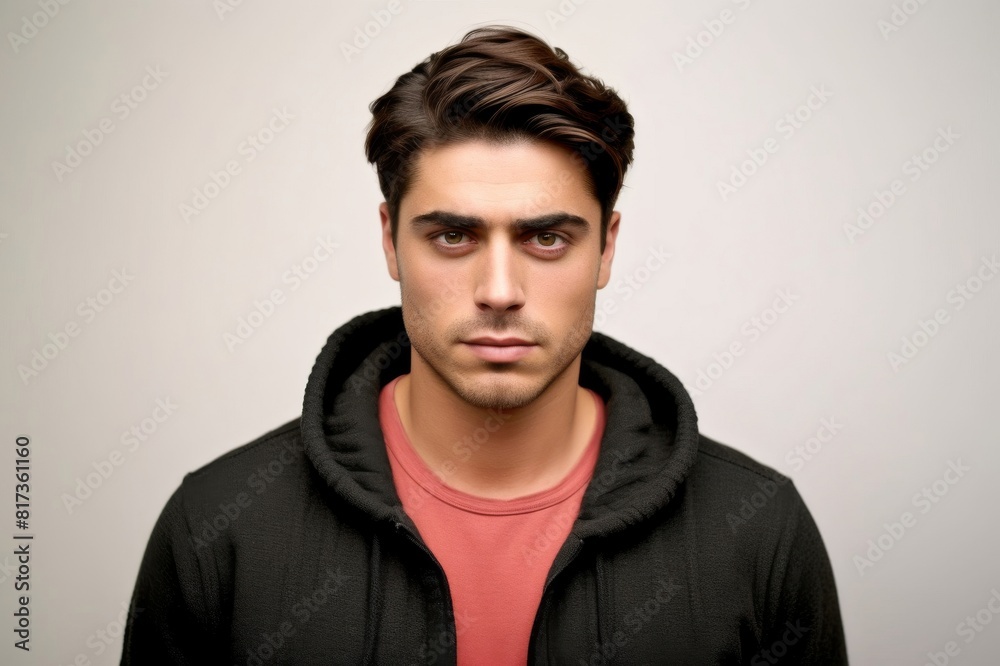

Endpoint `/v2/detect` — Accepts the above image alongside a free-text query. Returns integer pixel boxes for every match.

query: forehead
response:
[402,139,598,220]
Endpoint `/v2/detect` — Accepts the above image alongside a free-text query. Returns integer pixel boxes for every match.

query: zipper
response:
[393,519,459,665]
[526,534,585,663]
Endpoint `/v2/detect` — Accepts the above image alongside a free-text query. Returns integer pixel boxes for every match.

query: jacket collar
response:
[300,306,700,539]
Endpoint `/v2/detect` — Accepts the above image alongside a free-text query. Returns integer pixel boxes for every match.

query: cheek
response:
[531,268,596,323]
[533,260,597,299]
[401,265,466,324]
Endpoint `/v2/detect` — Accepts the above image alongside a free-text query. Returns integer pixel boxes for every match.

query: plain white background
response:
[1,0,998,663]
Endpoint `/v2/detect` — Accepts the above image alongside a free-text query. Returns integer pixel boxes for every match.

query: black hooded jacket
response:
[120,305,847,664]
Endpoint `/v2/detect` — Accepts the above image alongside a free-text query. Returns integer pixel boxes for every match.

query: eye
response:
[433,230,470,246]
[530,232,567,249]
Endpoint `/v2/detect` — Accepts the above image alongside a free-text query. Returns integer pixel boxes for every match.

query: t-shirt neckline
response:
[380,374,605,516]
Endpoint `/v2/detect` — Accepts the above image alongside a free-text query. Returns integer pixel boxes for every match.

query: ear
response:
[379,202,400,282]
[596,211,621,290]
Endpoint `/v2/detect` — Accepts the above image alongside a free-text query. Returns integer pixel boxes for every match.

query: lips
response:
[464,336,534,346]
[462,337,536,363]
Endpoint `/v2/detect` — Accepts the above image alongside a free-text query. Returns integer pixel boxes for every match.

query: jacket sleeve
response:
[753,480,848,665]
[120,482,220,665]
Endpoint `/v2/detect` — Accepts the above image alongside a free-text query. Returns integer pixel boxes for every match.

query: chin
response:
[453,381,544,411]
[446,362,563,411]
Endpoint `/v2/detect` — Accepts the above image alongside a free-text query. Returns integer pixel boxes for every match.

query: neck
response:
[393,353,596,500]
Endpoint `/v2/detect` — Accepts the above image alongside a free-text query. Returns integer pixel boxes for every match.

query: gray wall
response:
[1,0,997,663]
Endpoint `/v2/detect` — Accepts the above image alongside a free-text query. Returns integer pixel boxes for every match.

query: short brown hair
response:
[364,25,635,253]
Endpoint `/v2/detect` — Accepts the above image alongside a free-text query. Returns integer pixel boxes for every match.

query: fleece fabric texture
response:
[120,305,848,665]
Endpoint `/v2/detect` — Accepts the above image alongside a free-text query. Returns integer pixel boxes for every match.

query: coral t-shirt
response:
[378,374,606,665]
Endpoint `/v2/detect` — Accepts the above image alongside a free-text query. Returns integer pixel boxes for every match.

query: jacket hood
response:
[300,305,700,540]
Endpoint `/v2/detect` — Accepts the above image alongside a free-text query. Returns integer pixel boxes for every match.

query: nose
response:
[473,240,525,314]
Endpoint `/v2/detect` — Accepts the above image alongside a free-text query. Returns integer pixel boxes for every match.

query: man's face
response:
[379,138,620,411]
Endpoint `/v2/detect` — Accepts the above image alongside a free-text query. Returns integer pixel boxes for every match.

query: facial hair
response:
[397,271,596,411]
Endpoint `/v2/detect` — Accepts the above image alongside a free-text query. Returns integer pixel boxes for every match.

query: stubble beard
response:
[398,282,595,412]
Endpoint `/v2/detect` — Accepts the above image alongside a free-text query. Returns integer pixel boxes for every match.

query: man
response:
[121,25,847,665]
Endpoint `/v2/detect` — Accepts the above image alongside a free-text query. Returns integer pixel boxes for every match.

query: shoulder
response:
[175,417,307,514]
[685,436,846,658]
[695,433,792,487]
[186,417,302,475]
[689,433,808,538]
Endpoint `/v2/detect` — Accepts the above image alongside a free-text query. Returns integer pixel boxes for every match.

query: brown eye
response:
[443,231,464,244]
[537,233,556,246]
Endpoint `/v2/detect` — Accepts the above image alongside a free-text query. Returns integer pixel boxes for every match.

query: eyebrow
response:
[409,210,591,235]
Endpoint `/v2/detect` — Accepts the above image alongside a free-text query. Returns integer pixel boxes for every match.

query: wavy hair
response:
[364,25,635,253]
